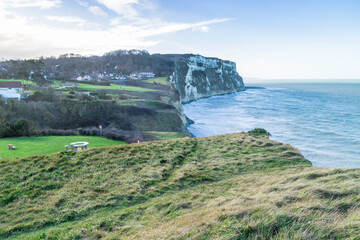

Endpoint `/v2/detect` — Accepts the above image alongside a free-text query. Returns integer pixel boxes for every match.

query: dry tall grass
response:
[0,133,359,239]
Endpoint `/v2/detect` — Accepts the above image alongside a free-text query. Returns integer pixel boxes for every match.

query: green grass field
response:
[0,79,36,85]
[76,83,155,92]
[0,136,125,159]
[1,133,359,239]
[143,77,169,85]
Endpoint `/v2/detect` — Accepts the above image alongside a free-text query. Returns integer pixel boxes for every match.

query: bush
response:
[79,127,100,136]
[36,129,78,136]
[26,89,59,102]
[79,127,157,143]
[248,128,271,138]
[98,94,113,100]
[0,119,35,138]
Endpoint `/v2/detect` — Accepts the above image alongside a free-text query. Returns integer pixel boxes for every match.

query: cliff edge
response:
[169,55,245,103]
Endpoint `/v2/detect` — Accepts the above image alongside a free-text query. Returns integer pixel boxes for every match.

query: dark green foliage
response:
[0,118,35,138]
[26,89,59,102]
[248,128,271,138]
[0,50,177,80]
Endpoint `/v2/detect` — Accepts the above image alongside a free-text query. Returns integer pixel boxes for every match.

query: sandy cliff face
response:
[169,55,245,103]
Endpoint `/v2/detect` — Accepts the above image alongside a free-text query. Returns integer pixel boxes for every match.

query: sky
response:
[0,0,360,79]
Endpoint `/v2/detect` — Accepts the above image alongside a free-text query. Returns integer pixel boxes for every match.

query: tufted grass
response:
[0,133,359,239]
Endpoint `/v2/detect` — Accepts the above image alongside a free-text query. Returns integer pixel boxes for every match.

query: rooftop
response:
[0,81,22,88]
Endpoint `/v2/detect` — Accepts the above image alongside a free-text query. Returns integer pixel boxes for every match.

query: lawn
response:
[143,77,169,85]
[0,79,36,85]
[76,83,155,92]
[0,136,126,159]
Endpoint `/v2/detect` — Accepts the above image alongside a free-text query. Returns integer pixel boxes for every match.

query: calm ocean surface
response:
[183,82,360,168]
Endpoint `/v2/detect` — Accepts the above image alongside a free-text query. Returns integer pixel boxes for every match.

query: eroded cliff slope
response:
[169,55,245,103]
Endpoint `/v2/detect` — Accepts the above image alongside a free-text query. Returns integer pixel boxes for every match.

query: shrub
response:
[248,128,271,138]
[36,129,78,136]
[79,127,158,143]
[0,118,35,138]
[26,89,59,102]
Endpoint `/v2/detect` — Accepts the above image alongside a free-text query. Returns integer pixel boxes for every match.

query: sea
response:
[183,81,360,168]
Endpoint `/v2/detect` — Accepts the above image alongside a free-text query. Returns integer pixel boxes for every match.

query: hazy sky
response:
[1,0,359,79]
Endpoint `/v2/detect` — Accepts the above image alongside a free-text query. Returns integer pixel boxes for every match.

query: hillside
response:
[0,50,244,135]
[1,133,359,239]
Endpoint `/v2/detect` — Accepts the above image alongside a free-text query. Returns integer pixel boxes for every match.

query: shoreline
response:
[182,82,360,168]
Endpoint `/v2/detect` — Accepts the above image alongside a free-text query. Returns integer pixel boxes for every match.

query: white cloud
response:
[77,1,88,7]
[0,0,230,59]
[46,16,86,26]
[97,0,150,19]
[193,26,210,33]
[3,0,62,9]
[88,6,108,17]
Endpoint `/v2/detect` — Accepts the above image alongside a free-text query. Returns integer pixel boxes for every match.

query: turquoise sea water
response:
[183,82,360,168]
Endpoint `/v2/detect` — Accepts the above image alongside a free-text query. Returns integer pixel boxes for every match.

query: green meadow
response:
[0,136,125,160]
[76,83,155,92]
[0,79,36,85]
[143,77,169,85]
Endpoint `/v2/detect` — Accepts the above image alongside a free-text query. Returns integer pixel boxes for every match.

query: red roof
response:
[0,81,22,88]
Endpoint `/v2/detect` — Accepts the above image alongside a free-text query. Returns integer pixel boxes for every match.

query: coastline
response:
[183,82,360,168]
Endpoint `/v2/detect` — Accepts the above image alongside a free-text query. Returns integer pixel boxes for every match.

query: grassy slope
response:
[143,77,169,85]
[0,133,359,239]
[148,131,190,140]
[0,79,36,85]
[0,136,125,159]
[76,83,155,92]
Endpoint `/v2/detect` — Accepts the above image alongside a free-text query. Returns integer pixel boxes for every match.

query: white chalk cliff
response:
[169,55,245,103]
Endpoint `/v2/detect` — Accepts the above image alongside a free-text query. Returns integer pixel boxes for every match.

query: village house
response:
[0,81,22,103]
[0,68,8,78]
[140,71,155,79]
[0,67,8,73]
[59,83,78,89]
[129,72,139,79]
[77,75,93,81]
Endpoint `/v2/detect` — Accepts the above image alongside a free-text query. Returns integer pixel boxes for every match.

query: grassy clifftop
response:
[1,133,359,239]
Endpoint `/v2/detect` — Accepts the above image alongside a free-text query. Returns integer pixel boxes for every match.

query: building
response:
[59,83,78,89]
[0,81,22,103]
[129,72,139,79]
[129,71,155,80]
[140,71,155,79]
[0,68,8,78]
[77,75,93,81]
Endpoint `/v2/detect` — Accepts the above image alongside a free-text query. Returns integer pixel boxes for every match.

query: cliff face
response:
[169,55,245,103]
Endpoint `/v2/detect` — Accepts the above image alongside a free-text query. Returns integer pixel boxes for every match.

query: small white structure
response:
[77,75,93,81]
[140,71,155,78]
[129,72,139,79]
[70,142,89,151]
[0,81,22,103]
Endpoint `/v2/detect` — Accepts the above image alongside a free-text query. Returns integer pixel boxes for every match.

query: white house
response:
[129,72,139,79]
[140,71,155,79]
[0,81,22,103]
[77,75,93,81]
